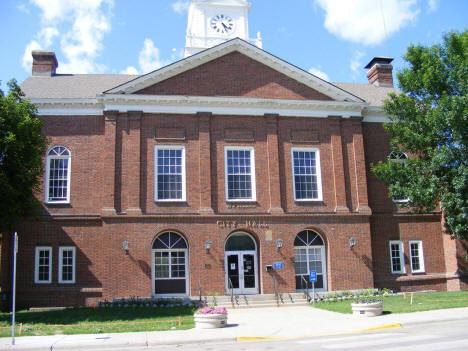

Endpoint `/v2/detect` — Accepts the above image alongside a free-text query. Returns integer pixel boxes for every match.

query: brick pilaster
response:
[101,111,118,216]
[123,111,142,216]
[198,112,214,214]
[328,117,350,213]
[351,118,371,214]
[265,114,284,214]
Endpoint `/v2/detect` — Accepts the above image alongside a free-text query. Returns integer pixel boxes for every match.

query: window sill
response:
[294,199,323,202]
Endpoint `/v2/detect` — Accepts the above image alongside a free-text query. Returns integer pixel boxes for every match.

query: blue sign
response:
[273,262,283,269]
[309,270,317,282]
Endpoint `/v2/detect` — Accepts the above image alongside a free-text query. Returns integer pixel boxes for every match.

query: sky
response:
[0,0,467,90]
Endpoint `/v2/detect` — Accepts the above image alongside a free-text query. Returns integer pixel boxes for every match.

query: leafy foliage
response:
[372,30,468,239]
[0,79,47,233]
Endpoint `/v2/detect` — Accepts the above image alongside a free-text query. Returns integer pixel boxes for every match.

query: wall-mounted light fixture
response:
[122,240,129,255]
[205,240,212,254]
[276,239,283,252]
[349,237,356,250]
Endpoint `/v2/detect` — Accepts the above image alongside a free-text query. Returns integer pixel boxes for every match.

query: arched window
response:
[152,232,188,296]
[389,151,409,203]
[45,146,71,203]
[294,230,327,291]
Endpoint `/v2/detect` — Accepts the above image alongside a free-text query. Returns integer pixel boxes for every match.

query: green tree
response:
[372,30,468,240]
[0,79,47,233]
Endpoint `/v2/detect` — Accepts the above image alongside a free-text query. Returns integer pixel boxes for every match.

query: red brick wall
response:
[371,214,446,291]
[362,122,395,213]
[39,115,105,215]
[136,52,333,101]
[14,216,374,308]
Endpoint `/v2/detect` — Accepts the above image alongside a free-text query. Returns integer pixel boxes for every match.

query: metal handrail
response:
[228,278,235,309]
[301,275,310,302]
[198,279,202,303]
[272,275,280,307]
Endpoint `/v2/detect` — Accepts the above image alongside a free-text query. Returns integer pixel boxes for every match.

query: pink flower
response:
[196,306,228,314]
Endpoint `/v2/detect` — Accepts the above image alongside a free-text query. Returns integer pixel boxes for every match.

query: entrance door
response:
[225,232,258,295]
[226,251,257,294]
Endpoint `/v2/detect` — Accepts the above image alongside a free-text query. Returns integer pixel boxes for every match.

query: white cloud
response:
[427,0,438,12]
[22,40,42,71]
[309,67,330,81]
[315,0,420,45]
[120,66,139,75]
[138,38,168,74]
[350,50,365,75]
[22,0,114,73]
[171,1,190,14]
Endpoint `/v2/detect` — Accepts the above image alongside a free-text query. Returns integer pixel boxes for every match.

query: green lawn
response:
[313,290,468,314]
[0,306,197,337]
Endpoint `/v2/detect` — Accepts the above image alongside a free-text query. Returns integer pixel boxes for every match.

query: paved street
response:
[97,319,468,351]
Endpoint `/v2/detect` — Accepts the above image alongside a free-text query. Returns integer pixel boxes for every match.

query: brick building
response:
[1,0,466,308]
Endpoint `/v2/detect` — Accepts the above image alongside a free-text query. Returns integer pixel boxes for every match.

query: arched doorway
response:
[224,232,258,295]
[294,230,327,291]
[152,231,188,296]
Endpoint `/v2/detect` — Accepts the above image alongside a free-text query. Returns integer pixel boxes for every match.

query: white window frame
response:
[35,246,52,284]
[409,240,425,273]
[224,146,256,202]
[58,246,76,284]
[389,240,405,274]
[45,146,71,204]
[291,147,323,201]
[389,151,409,203]
[154,145,186,202]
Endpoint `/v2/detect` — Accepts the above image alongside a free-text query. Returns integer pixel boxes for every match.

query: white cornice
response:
[31,94,367,117]
[105,39,364,104]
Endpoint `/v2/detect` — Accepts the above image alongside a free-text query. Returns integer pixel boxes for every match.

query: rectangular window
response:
[35,247,52,283]
[59,247,76,283]
[155,146,186,201]
[225,147,256,201]
[291,148,323,201]
[409,240,425,273]
[389,240,405,274]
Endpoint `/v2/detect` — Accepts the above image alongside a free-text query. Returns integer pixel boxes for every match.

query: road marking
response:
[236,323,402,342]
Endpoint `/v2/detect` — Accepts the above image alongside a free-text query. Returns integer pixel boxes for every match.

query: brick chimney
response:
[365,57,393,87]
[32,51,58,76]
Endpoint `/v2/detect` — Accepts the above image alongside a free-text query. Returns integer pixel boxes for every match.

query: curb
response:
[236,323,402,342]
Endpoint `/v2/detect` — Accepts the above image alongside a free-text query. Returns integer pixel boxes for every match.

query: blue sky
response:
[0,0,466,90]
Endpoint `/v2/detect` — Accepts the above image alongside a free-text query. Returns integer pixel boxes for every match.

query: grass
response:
[312,290,468,314]
[0,305,197,337]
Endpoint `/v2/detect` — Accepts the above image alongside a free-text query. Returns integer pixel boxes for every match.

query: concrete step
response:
[193,293,311,309]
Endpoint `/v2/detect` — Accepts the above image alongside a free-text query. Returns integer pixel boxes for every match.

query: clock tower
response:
[184,0,262,58]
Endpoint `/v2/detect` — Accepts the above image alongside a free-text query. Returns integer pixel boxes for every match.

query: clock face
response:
[210,14,234,34]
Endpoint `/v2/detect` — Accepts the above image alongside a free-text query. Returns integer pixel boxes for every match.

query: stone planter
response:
[351,301,383,317]
[194,313,228,328]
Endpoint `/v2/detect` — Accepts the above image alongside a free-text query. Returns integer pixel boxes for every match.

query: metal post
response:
[312,282,315,306]
[11,232,18,345]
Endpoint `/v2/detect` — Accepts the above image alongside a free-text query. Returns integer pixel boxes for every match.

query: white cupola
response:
[184,0,262,58]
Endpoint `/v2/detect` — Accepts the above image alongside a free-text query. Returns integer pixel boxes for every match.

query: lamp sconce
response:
[276,239,283,252]
[205,240,212,254]
[349,237,356,250]
[122,240,129,255]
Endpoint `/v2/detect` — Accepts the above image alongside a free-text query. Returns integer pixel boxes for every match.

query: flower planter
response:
[194,313,228,329]
[351,301,383,317]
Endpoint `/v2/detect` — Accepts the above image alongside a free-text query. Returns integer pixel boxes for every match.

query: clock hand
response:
[222,22,229,31]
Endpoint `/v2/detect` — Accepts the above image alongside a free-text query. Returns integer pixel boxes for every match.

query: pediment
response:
[105,39,363,103]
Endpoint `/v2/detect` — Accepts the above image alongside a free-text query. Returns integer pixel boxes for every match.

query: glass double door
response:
[225,251,258,295]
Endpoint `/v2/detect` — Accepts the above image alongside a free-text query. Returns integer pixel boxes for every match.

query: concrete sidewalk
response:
[2,306,468,350]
